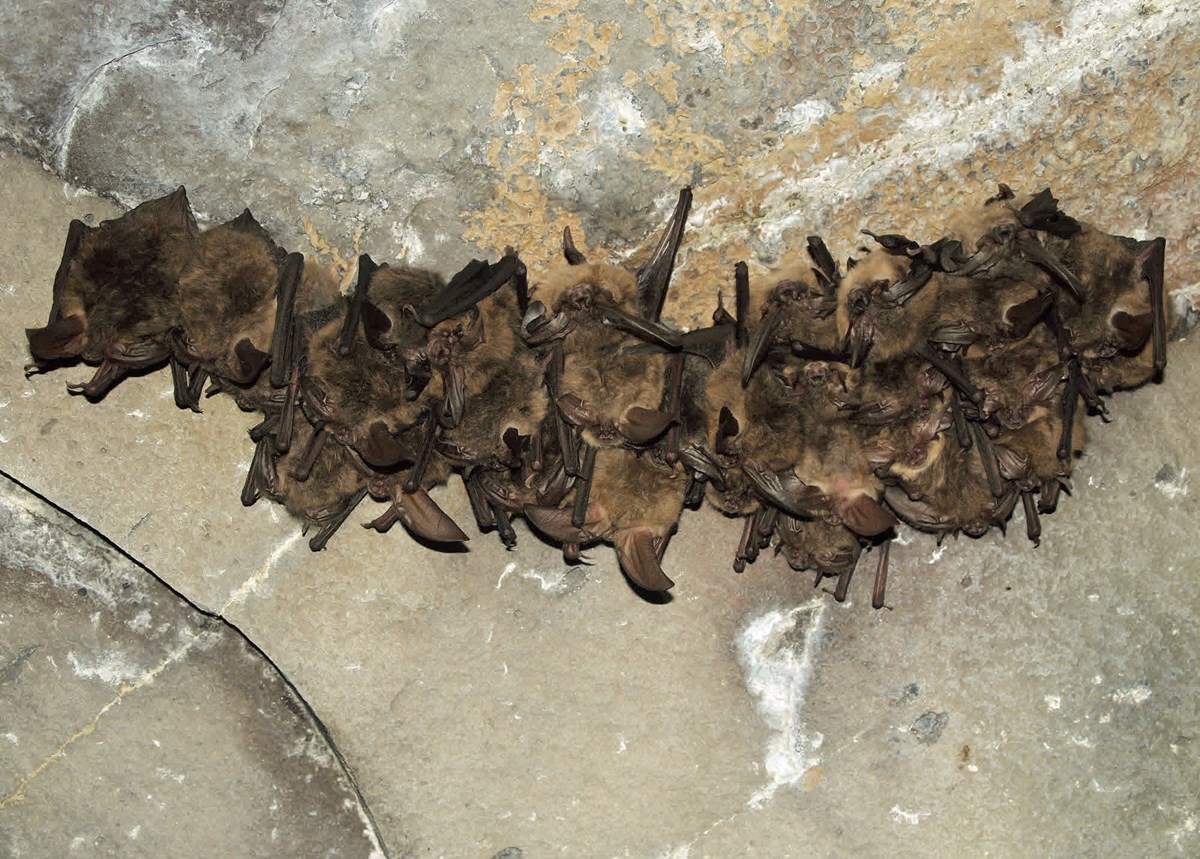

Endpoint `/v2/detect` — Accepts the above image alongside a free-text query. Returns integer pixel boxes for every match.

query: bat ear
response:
[618,406,675,444]
[361,299,392,349]
[1109,310,1153,353]
[47,219,93,324]
[838,493,897,537]
[563,226,587,264]
[1016,188,1080,237]
[226,209,289,264]
[359,420,418,469]
[226,208,263,233]
[555,393,597,429]
[26,314,86,361]
[614,528,675,591]
[636,186,692,322]
[132,185,198,234]
[715,406,740,453]
[985,183,1016,204]
[861,229,919,254]
[523,504,597,543]
[229,338,271,384]
[385,489,469,543]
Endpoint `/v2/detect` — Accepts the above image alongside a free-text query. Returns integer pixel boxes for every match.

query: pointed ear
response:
[362,299,392,350]
[359,420,417,469]
[636,186,692,322]
[394,489,469,543]
[138,185,198,234]
[716,406,740,454]
[1015,188,1080,238]
[838,493,896,537]
[26,314,86,361]
[563,226,587,264]
[556,393,598,429]
[49,219,93,324]
[228,338,271,384]
[618,406,675,444]
[1110,311,1153,354]
[614,528,675,591]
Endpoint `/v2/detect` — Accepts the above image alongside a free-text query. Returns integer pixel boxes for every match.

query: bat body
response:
[26,187,198,399]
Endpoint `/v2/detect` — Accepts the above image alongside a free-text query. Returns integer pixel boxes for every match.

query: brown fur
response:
[41,188,198,365]
[175,226,278,376]
[533,261,670,447]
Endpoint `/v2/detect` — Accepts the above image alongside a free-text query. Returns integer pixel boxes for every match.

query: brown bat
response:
[525,446,685,592]
[1045,227,1169,391]
[264,421,370,551]
[26,186,198,399]
[741,237,843,384]
[294,256,484,544]
[170,209,284,407]
[21,181,1175,610]
[520,189,691,557]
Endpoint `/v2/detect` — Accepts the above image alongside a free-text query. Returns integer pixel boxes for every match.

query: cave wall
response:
[2,0,1196,314]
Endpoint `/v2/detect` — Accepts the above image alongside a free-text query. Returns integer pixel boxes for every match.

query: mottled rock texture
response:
[1,0,1196,312]
[0,473,382,857]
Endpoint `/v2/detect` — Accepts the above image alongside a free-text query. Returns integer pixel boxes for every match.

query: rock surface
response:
[2,2,1200,854]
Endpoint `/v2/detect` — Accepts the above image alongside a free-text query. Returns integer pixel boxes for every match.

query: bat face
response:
[835,249,942,367]
[742,258,840,385]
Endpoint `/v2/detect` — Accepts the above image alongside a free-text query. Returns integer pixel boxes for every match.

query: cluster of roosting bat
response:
[24,182,1169,607]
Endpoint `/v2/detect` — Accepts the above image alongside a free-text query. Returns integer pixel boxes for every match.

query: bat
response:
[26,186,198,399]
[171,208,293,410]
[525,446,685,592]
